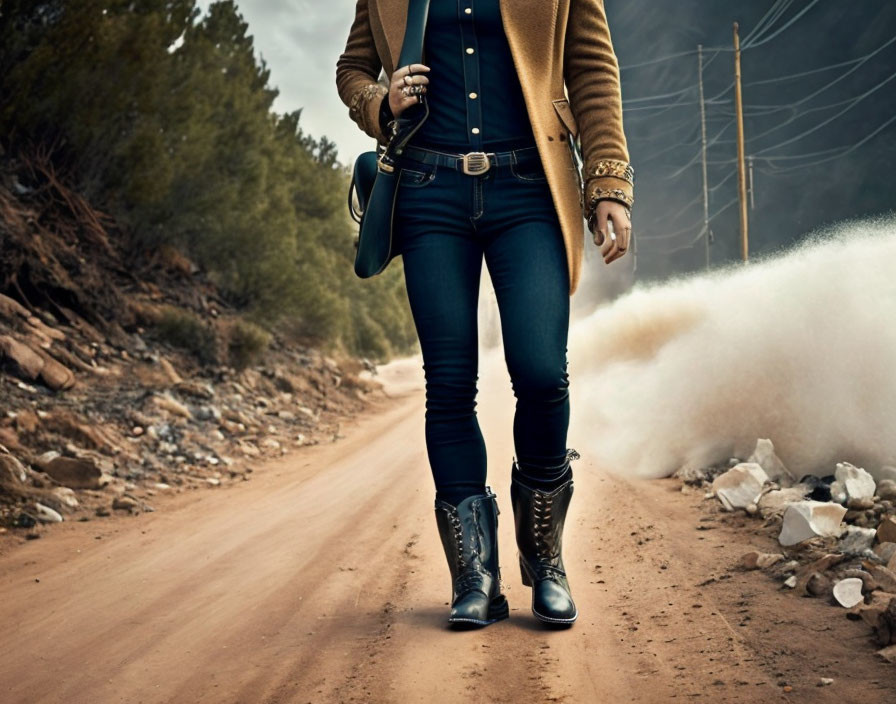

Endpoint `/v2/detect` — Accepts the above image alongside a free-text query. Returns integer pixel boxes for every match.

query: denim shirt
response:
[408,0,537,152]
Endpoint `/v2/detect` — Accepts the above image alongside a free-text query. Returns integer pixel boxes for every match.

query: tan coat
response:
[336,0,634,295]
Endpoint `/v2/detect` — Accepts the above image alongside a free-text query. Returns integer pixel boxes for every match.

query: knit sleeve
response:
[563,0,634,215]
[336,0,390,145]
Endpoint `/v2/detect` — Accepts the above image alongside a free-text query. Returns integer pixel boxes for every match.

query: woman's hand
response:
[589,200,632,264]
[389,64,431,118]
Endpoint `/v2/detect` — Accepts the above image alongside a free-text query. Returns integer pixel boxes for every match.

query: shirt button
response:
[471,127,480,135]
[466,47,474,55]
[469,92,478,99]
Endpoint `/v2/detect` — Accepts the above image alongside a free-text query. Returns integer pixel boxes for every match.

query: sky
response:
[197,0,374,164]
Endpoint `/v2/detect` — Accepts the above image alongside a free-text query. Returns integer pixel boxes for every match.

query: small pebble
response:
[818,678,833,687]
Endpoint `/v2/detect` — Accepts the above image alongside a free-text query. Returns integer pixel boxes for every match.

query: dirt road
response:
[1,360,893,703]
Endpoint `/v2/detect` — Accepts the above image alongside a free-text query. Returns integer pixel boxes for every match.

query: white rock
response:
[0,453,28,482]
[757,486,810,517]
[712,463,769,511]
[832,577,865,608]
[747,438,793,483]
[33,503,63,523]
[740,551,785,570]
[837,526,877,555]
[829,462,875,504]
[778,501,847,546]
[783,575,797,589]
[51,487,79,508]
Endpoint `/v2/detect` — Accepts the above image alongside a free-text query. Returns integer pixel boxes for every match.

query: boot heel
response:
[519,556,533,587]
[488,594,510,621]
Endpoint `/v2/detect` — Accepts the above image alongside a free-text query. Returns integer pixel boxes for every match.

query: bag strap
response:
[398,0,431,69]
[376,0,430,165]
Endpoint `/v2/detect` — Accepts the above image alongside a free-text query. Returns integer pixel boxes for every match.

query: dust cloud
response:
[566,216,896,480]
[383,217,896,482]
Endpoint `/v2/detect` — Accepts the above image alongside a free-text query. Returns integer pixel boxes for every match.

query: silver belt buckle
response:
[461,151,491,176]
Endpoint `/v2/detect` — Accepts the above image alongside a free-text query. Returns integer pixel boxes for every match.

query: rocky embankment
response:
[0,151,382,541]
[681,439,896,666]
[0,290,379,539]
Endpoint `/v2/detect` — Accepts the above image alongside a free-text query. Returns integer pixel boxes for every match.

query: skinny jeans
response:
[393,148,571,506]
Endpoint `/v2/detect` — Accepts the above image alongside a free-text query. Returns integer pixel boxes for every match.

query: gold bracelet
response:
[588,160,635,185]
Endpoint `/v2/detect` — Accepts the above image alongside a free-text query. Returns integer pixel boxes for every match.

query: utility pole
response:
[748,155,755,210]
[733,22,749,262]
[698,44,711,269]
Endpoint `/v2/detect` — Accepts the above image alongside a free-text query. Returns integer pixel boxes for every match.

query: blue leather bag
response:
[348,0,431,278]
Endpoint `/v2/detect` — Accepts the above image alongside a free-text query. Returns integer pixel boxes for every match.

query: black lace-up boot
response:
[434,488,509,628]
[511,455,578,626]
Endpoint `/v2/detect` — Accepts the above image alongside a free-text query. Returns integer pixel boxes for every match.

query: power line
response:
[639,195,740,244]
[758,112,896,173]
[747,33,896,111]
[636,128,702,163]
[742,0,795,46]
[664,120,735,178]
[643,197,740,255]
[743,0,822,49]
[630,116,701,142]
[744,53,880,88]
[737,33,896,111]
[619,49,700,71]
[746,89,891,145]
[753,66,896,155]
[624,85,695,105]
[709,169,737,193]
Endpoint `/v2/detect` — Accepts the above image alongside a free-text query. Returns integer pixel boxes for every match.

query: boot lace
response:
[531,493,554,561]
[531,489,568,583]
[449,511,487,597]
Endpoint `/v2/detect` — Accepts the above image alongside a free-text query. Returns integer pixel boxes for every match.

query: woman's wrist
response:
[582,161,635,225]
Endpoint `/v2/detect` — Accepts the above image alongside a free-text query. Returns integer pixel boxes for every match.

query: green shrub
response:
[227,319,271,370]
[154,306,218,365]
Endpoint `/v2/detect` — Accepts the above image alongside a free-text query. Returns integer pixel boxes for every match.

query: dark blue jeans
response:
[393,148,571,506]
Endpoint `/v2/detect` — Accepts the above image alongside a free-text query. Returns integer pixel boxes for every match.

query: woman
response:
[336,0,633,628]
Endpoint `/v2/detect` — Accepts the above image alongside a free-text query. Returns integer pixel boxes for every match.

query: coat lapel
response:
[374,0,559,76]
[374,0,409,74]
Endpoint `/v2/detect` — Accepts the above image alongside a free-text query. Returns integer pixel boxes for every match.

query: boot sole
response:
[448,595,510,628]
[519,556,577,627]
[531,606,577,627]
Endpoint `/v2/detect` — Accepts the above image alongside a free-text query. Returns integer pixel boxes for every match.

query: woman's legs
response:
[394,152,575,626]
[482,181,571,490]
[482,172,578,625]
[398,159,571,499]
[400,227,487,507]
